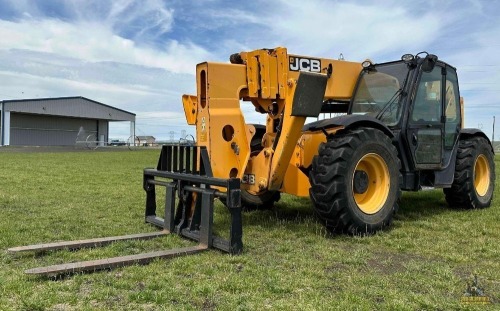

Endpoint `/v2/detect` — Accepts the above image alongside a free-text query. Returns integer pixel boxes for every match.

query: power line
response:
[459,70,496,72]
[461,90,500,92]
[459,65,500,67]
[135,124,189,127]
[461,82,499,84]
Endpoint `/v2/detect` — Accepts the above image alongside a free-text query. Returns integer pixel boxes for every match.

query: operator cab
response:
[350,53,463,187]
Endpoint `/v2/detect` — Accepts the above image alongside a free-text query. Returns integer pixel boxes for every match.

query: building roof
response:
[137,136,156,140]
[1,96,135,122]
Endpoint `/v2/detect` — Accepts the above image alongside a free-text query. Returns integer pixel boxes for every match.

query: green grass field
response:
[0,149,498,310]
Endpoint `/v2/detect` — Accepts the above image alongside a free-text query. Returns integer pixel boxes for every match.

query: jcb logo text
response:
[289,57,321,72]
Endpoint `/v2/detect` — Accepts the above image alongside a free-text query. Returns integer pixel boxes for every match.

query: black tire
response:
[241,187,280,210]
[444,136,495,209]
[309,127,401,235]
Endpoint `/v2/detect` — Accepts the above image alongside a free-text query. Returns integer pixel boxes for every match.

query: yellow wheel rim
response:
[353,153,390,214]
[474,154,490,197]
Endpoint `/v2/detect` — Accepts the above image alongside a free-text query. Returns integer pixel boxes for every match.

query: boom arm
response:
[182,47,362,193]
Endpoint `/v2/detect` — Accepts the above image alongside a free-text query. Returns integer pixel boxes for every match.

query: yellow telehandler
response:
[10,47,495,276]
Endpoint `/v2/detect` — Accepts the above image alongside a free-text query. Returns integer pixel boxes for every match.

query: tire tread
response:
[309,128,401,235]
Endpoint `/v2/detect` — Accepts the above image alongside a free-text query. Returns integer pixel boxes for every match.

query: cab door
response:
[406,65,444,169]
[442,67,461,164]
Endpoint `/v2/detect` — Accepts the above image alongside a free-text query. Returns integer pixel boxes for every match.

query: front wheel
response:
[444,136,495,209]
[309,127,401,235]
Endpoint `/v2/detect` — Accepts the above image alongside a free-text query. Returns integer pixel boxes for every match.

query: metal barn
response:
[0,97,135,146]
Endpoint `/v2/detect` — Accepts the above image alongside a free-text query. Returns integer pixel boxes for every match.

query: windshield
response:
[351,62,410,126]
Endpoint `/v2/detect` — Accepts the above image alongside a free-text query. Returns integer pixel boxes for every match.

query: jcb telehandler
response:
[10,47,495,276]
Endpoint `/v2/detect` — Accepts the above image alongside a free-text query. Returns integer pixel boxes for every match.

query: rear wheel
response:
[309,127,401,235]
[444,136,495,209]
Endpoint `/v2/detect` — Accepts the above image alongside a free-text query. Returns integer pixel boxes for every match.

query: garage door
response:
[10,113,98,146]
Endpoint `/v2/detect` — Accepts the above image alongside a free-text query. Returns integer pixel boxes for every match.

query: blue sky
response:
[0,0,499,140]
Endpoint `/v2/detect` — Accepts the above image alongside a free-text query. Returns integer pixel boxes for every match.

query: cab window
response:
[444,68,461,148]
[411,66,442,123]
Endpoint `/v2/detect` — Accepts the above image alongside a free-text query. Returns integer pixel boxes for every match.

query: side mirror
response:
[422,54,438,72]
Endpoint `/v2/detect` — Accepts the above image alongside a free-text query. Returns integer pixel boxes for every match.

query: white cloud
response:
[203,0,500,139]
[0,64,196,139]
[206,0,449,62]
[136,111,185,119]
[0,0,207,140]
[0,18,211,74]
[439,24,500,135]
[0,0,499,141]
[105,0,175,38]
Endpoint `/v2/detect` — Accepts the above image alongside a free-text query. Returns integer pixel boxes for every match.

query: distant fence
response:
[75,135,142,150]
[75,134,196,151]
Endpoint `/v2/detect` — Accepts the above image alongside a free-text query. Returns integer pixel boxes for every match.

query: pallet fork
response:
[8,145,243,277]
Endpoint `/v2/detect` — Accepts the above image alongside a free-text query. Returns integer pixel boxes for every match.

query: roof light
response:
[361,60,373,68]
[401,54,414,62]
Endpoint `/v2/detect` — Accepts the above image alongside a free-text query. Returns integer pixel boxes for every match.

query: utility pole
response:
[493,116,496,145]
[169,131,175,142]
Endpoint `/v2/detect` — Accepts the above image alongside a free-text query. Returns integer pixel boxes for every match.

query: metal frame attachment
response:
[7,145,242,277]
[144,145,243,254]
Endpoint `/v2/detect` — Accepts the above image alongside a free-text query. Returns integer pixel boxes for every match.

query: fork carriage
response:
[8,144,242,277]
